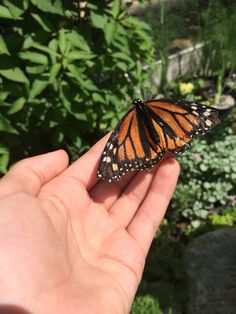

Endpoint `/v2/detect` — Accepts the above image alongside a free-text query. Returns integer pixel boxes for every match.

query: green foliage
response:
[209,206,236,227]
[201,0,236,76]
[131,295,163,314]
[172,117,236,227]
[200,0,236,103]
[0,0,155,173]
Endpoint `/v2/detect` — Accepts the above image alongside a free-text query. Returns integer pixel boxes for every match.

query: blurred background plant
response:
[0,0,236,313]
[0,0,155,171]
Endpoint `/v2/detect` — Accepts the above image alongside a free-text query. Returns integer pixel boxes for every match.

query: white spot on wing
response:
[112,164,118,171]
[106,156,111,163]
[205,119,212,126]
[204,111,211,117]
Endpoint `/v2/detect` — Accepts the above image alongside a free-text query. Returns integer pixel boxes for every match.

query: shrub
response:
[131,295,163,314]
[0,0,155,174]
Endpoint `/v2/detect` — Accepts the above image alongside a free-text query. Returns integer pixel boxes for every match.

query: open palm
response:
[0,135,179,314]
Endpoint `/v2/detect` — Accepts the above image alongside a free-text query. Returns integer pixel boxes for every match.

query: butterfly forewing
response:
[97,99,220,182]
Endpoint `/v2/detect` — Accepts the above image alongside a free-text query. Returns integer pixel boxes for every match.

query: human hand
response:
[0,135,180,314]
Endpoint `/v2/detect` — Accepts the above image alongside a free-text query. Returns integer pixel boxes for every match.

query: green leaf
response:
[26,64,47,74]
[0,91,10,104]
[91,11,108,29]
[33,42,60,58]
[0,67,29,84]
[3,0,27,19]
[0,114,18,134]
[8,97,25,114]
[31,13,54,32]
[102,111,115,119]
[67,51,95,62]
[71,72,98,91]
[92,93,106,104]
[104,22,118,45]
[0,4,13,19]
[72,112,87,121]
[191,220,201,229]
[112,52,133,63]
[116,62,127,71]
[66,64,80,77]
[111,0,121,18]
[19,51,48,65]
[49,63,61,83]
[22,35,34,49]
[124,16,151,30]
[0,146,9,173]
[66,31,91,52]
[0,35,10,55]
[29,77,49,100]
[58,29,66,54]
[31,0,63,15]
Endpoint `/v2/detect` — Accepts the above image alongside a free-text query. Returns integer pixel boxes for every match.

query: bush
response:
[0,0,155,173]
[131,295,163,314]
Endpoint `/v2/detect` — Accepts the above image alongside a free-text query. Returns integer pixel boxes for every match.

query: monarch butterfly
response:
[97,98,220,182]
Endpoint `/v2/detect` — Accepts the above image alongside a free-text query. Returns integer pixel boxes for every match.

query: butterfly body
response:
[97,98,220,182]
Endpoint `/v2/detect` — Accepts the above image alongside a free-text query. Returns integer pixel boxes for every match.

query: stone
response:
[218,95,235,110]
[185,228,236,314]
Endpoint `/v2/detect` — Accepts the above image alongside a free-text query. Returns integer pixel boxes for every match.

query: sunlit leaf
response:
[31,13,54,32]
[0,114,18,134]
[29,77,49,100]
[0,146,9,173]
[91,11,107,28]
[0,35,10,55]
[0,4,13,19]
[49,63,61,83]
[8,97,25,114]
[104,21,117,45]
[19,51,48,65]
[3,0,28,19]
[0,67,29,84]
[110,0,121,18]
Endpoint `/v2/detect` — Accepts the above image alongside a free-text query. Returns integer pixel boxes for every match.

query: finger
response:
[127,158,180,256]
[89,171,137,210]
[109,166,158,225]
[0,150,69,197]
[89,154,174,211]
[62,133,110,190]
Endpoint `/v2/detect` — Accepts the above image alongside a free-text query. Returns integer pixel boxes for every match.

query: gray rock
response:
[185,228,236,314]
[218,95,235,110]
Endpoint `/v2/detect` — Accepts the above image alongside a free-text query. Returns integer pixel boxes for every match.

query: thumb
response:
[0,150,69,197]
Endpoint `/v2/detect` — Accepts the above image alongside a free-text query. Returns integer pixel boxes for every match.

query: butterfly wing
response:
[97,108,155,182]
[97,99,220,182]
[145,99,220,154]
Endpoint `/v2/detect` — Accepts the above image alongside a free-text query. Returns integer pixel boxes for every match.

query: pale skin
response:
[0,134,180,314]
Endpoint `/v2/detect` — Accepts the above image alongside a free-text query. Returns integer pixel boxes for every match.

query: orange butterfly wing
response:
[146,99,219,154]
[97,99,220,182]
[97,109,148,182]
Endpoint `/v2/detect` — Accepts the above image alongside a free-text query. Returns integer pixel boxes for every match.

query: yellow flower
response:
[179,82,194,95]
